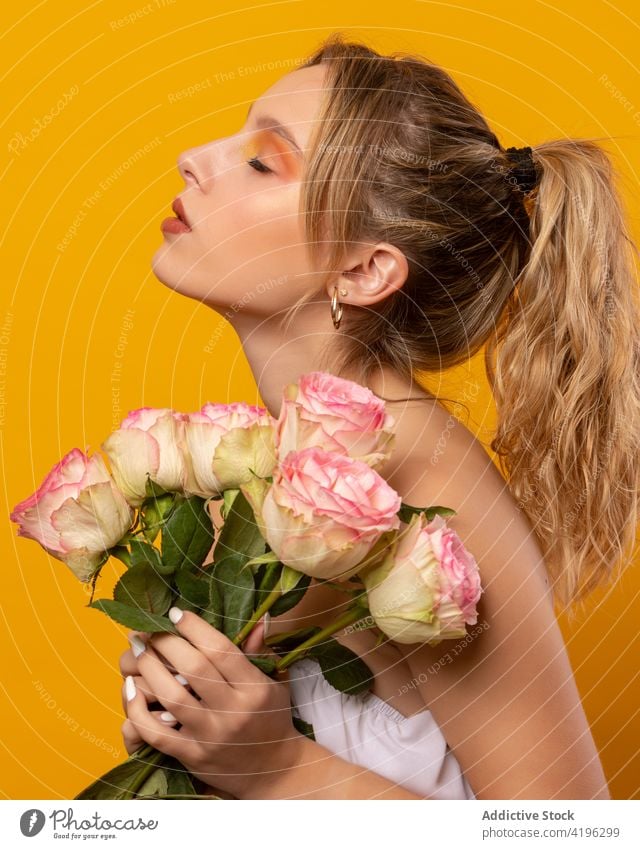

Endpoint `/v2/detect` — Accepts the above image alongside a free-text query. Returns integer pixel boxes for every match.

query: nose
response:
[177,138,227,190]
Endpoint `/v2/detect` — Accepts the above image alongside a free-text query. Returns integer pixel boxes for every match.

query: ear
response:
[329,242,409,309]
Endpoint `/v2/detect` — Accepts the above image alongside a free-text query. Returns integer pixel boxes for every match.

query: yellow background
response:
[2,0,638,799]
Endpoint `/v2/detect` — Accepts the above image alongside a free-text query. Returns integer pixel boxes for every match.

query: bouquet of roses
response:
[10,371,483,800]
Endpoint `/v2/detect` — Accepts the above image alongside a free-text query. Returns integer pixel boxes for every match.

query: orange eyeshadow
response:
[241,129,297,172]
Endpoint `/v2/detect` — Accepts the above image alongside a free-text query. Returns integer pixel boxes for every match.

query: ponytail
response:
[290,35,639,614]
[486,138,640,614]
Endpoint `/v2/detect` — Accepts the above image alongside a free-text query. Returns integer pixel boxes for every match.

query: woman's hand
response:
[121,608,305,799]
[119,631,196,756]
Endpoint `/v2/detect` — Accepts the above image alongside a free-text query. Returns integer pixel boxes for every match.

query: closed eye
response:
[247,155,272,174]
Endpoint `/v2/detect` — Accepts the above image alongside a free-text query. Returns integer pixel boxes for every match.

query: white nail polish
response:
[263,612,271,638]
[129,635,146,657]
[173,673,189,686]
[160,711,176,722]
[125,675,136,702]
[168,607,183,624]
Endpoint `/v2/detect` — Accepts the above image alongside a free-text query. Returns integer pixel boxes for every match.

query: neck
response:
[226,303,432,418]
[228,302,342,417]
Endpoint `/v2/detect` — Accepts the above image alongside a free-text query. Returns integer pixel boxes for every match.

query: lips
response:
[171,197,191,228]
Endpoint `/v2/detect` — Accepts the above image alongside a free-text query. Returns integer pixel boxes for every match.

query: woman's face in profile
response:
[151,62,328,320]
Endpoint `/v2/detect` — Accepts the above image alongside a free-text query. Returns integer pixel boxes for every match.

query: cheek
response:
[153,172,314,312]
[212,181,309,280]
[235,182,300,247]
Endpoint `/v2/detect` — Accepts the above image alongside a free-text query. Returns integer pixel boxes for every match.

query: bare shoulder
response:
[382,397,550,594]
[380,399,609,799]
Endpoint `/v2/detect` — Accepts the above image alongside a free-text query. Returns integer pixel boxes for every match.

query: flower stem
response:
[139,793,224,800]
[276,604,368,671]
[232,586,283,646]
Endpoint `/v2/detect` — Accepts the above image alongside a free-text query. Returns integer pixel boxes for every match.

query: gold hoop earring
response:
[331,285,348,330]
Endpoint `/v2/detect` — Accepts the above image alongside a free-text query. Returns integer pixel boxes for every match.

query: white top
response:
[288,657,476,800]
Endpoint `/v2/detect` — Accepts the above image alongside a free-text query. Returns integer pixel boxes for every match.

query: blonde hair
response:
[279,32,640,613]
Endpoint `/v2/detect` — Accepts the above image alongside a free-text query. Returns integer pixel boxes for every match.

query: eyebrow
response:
[245,100,303,159]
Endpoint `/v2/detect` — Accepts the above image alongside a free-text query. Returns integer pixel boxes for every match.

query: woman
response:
[117,33,640,799]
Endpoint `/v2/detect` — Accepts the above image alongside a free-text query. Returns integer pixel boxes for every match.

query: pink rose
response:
[241,446,402,580]
[276,371,397,470]
[424,513,483,625]
[101,407,189,506]
[182,402,277,497]
[10,448,134,582]
[362,512,483,645]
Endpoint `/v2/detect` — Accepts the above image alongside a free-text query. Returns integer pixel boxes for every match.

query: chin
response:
[150,253,219,308]
[151,244,185,292]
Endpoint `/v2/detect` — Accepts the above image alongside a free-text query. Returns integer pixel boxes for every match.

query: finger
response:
[241,616,266,655]
[121,717,144,757]
[155,607,267,688]
[135,641,209,725]
[128,634,180,674]
[120,639,155,677]
[124,675,194,761]
[147,618,234,692]
[126,630,151,641]
[121,710,179,756]
[119,647,139,678]
[121,672,195,714]
[241,616,289,684]
[120,639,183,679]
[144,629,233,710]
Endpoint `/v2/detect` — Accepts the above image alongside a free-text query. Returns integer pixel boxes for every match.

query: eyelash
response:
[246,155,272,174]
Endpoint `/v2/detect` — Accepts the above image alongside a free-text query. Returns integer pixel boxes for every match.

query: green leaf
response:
[137,768,168,798]
[144,476,172,499]
[248,655,278,675]
[306,639,374,695]
[74,760,146,800]
[279,564,305,594]
[269,572,312,617]
[244,550,279,573]
[201,568,224,630]
[221,488,240,521]
[113,563,173,615]
[254,560,281,605]
[201,611,222,629]
[88,599,179,634]
[74,746,168,799]
[212,554,255,641]
[109,546,132,569]
[214,488,265,564]
[425,505,457,520]
[140,493,175,544]
[130,539,167,572]
[398,502,457,524]
[173,569,210,614]
[177,563,225,629]
[161,496,215,573]
[164,759,197,796]
[292,714,316,740]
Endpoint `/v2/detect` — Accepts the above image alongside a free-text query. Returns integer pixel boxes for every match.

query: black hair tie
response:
[504,145,540,194]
